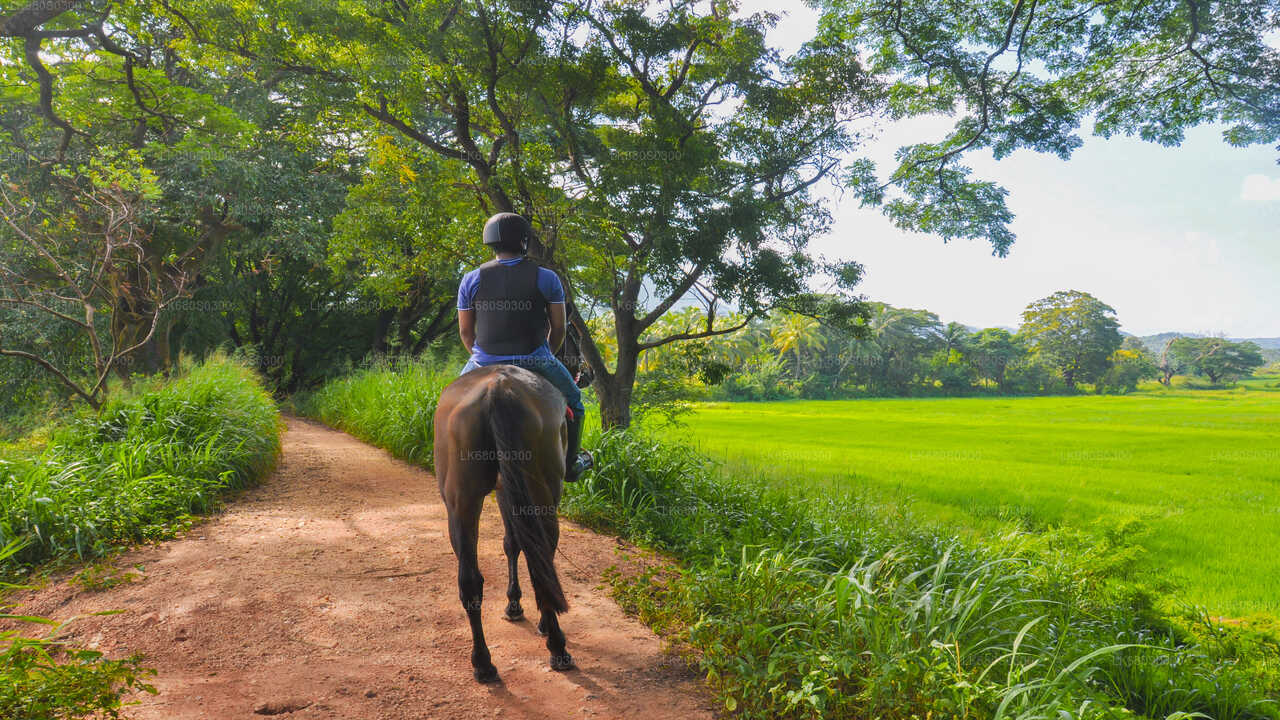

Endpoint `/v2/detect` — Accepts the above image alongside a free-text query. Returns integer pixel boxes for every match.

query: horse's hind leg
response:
[498,497,524,621]
[446,495,498,683]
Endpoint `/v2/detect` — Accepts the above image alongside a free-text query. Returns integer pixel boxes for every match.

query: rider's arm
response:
[548,302,566,353]
[458,309,476,353]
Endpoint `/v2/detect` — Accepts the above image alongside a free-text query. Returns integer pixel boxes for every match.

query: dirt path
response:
[8,417,715,720]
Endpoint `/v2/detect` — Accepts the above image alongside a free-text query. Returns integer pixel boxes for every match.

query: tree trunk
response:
[595,337,638,430]
[595,375,633,430]
[371,308,396,355]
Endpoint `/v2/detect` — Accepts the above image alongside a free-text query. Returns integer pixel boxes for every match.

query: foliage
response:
[0,539,157,720]
[1020,291,1124,389]
[619,290,1198,403]
[813,0,1280,252]
[566,429,1280,720]
[1101,342,1161,394]
[1169,338,1268,385]
[0,355,280,572]
[967,328,1027,392]
[294,356,455,470]
[0,0,258,402]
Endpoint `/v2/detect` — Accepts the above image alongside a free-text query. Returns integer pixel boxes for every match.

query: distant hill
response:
[954,326,1279,360]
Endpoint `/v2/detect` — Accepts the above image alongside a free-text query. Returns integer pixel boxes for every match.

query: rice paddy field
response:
[674,380,1280,618]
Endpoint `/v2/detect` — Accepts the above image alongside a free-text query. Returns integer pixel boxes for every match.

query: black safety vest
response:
[472,258,549,356]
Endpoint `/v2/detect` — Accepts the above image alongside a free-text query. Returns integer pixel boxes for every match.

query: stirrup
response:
[566,450,593,482]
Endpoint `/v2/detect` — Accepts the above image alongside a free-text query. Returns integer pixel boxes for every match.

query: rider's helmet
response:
[482,213,533,254]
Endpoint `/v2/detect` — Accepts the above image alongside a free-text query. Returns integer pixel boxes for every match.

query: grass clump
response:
[0,355,281,573]
[294,356,452,469]
[564,429,1280,720]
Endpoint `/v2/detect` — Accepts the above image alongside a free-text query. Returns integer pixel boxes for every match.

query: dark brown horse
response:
[433,363,573,683]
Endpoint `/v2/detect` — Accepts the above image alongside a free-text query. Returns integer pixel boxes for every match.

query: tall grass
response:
[301,363,1279,719]
[1,539,156,718]
[294,356,451,469]
[569,430,1279,719]
[0,355,281,572]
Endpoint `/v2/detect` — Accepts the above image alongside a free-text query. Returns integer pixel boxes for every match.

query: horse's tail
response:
[487,383,569,614]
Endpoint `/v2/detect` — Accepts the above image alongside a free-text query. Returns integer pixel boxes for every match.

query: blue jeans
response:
[460,354,585,416]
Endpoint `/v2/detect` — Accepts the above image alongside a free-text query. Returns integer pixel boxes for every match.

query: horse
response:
[433,363,573,683]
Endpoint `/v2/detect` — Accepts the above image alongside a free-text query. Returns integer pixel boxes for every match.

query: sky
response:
[736,2,1280,338]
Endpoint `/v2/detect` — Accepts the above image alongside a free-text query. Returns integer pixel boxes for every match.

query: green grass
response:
[301,362,1280,719]
[293,356,452,469]
[0,355,282,573]
[567,430,1280,720]
[675,382,1280,617]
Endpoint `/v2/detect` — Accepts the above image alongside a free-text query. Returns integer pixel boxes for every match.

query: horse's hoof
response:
[550,653,575,671]
[503,604,524,622]
[536,621,548,637]
[473,665,500,684]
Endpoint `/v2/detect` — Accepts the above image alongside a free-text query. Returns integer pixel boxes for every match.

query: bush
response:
[0,355,281,572]
[294,356,452,469]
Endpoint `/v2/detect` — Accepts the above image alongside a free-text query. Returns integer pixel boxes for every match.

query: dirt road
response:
[8,417,715,720]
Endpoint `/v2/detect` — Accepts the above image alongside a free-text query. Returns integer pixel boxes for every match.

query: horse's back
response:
[439,364,564,425]
[434,365,566,484]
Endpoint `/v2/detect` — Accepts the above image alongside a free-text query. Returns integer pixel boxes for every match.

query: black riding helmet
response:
[482,212,533,254]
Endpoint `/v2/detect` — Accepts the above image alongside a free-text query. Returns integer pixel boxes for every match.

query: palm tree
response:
[769,312,827,376]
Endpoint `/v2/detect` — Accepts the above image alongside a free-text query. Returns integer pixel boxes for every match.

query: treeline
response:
[616,290,1269,405]
[3,0,1275,432]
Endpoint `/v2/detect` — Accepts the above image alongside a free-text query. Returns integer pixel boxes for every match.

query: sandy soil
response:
[5,416,715,720]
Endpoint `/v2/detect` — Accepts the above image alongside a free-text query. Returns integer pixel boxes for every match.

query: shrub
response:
[0,355,281,572]
[563,430,1280,720]
[294,355,452,469]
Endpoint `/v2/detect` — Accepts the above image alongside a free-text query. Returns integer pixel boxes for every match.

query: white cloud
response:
[1240,174,1280,203]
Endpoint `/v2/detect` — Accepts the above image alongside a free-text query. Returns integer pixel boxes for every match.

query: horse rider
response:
[456,212,594,482]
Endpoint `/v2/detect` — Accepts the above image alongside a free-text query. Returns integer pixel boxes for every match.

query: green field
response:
[675,381,1280,617]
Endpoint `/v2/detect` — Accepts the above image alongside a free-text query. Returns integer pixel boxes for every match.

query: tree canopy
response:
[1,0,1275,425]
[1019,290,1122,389]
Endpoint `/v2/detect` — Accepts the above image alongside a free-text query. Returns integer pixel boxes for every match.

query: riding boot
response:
[564,411,593,482]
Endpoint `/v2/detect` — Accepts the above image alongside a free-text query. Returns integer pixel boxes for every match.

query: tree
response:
[1100,338,1159,394]
[1171,337,1266,384]
[1158,337,1186,386]
[966,328,1026,392]
[0,161,180,409]
[0,0,253,400]
[1019,291,1122,390]
[812,0,1280,249]
[328,137,480,357]
[175,0,877,428]
[857,304,943,394]
[769,312,827,376]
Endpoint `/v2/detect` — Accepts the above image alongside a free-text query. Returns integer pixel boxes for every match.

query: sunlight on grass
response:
[677,384,1280,617]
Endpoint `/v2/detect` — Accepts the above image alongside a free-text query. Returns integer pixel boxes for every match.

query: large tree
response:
[1169,337,1266,384]
[172,0,878,427]
[813,0,1280,244]
[0,0,253,404]
[1019,290,1122,389]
